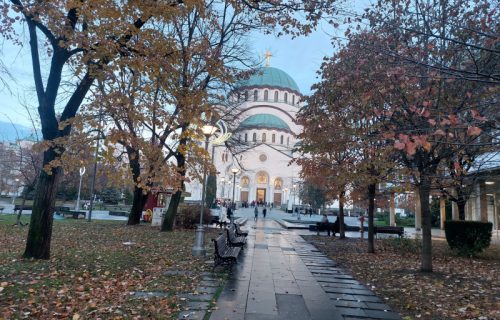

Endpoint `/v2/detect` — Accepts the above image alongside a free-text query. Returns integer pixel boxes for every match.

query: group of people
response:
[218,202,235,225]
[250,200,274,208]
[293,207,316,217]
[253,206,268,221]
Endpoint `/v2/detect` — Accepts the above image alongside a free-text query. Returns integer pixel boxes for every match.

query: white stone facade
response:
[186,67,303,208]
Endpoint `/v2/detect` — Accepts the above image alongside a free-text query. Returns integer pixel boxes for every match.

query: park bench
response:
[13,205,33,213]
[374,226,404,238]
[57,207,86,219]
[235,224,248,237]
[212,233,241,272]
[226,225,246,247]
[109,210,129,217]
[314,221,351,236]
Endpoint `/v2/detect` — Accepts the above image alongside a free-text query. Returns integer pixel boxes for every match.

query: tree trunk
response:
[457,200,466,221]
[161,188,183,231]
[127,185,148,225]
[419,174,433,272]
[161,151,186,232]
[127,154,147,225]
[338,191,346,239]
[23,147,61,259]
[367,183,376,253]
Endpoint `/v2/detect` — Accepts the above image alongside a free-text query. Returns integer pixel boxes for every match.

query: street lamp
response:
[192,124,218,257]
[220,177,225,198]
[231,167,239,223]
[76,167,86,210]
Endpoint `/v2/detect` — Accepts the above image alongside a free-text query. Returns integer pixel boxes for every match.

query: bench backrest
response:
[213,234,228,256]
[227,226,238,242]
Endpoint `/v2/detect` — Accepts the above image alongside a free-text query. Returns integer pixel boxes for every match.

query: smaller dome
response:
[238,114,292,133]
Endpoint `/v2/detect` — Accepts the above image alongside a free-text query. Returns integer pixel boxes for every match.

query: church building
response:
[188,57,302,208]
[186,59,303,208]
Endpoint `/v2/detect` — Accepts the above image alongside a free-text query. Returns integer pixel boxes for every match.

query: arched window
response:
[287,137,290,146]
[262,133,266,142]
[244,91,248,101]
[264,90,268,101]
[272,134,275,143]
[254,90,258,101]
[280,135,284,144]
[245,133,248,142]
[253,132,256,142]
[274,91,278,102]
[284,92,288,103]
[292,95,295,105]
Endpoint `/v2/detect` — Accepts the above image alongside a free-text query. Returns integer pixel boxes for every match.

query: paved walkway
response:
[209,216,401,320]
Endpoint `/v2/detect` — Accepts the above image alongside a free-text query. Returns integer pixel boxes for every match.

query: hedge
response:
[444,220,492,257]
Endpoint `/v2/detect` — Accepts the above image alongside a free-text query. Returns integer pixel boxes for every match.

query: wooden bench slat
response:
[212,233,241,272]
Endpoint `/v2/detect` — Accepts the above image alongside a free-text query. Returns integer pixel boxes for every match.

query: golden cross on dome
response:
[264,50,272,67]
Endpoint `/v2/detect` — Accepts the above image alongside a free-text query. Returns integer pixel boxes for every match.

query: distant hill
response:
[0,121,39,142]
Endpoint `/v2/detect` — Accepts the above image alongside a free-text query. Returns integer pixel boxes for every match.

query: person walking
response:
[263,207,267,218]
[254,206,258,221]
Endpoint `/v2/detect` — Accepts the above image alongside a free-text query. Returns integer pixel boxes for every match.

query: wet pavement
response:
[209,215,402,320]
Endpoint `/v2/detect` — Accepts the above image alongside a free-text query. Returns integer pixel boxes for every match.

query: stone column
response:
[467,198,473,220]
[440,196,446,230]
[451,201,459,220]
[415,189,422,230]
[389,192,396,226]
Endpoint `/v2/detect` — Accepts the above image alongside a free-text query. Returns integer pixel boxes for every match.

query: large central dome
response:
[239,67,300,93]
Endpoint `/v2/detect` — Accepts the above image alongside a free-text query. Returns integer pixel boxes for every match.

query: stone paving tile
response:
[185,301,211,310]
[178,310,206,319]
[365,302,393,311]
[364,310,402,319]
[199,280,219,287]
[275,294,312,320]
[246,290,278,315]
[177,293,214,301]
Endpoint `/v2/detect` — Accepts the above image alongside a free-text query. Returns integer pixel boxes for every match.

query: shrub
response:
[383,235,421,254]
[176,204,212,229]
[445,220,493,257]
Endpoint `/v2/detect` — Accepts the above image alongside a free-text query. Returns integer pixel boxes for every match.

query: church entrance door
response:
[240,191,249,203]
[256,188,266,204]
[273,193,282,206]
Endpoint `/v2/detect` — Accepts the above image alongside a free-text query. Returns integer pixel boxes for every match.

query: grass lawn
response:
[0,214,222,319]
[305,235,500,320]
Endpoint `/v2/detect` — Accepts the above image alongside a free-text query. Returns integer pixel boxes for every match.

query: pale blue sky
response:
[0,3,356,129]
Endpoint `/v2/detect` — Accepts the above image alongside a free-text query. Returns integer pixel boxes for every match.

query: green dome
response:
[238,114,291,133]
[240,67,300,93]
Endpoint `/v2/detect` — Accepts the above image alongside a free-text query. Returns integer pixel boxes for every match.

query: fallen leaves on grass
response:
[304,236,500,320]
[0,220,220,319]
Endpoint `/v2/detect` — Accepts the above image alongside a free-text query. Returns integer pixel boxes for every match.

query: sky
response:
[0,4,354,130]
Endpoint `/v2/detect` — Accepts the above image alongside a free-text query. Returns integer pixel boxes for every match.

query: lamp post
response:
[76,167,86,210]
[292,183,297,214]
[192,124,218,257]
[283,187,288,210]
[220,177,225,199]
[231,167,239,224]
